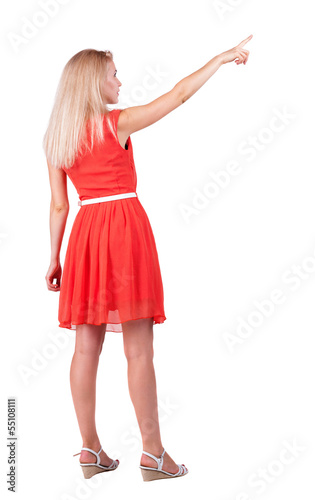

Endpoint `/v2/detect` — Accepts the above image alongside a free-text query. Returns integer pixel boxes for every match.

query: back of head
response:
[43,49,115,170]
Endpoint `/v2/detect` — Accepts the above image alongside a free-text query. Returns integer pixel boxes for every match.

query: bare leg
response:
[122,317,181,473]
[70,323,117,466]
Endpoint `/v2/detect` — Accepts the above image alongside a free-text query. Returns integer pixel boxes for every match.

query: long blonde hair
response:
[42,49,115,169]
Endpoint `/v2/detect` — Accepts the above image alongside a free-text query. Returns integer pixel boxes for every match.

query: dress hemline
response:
[58,315,166,332]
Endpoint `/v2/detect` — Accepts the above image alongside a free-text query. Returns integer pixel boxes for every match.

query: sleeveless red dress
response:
[58,108,166,333]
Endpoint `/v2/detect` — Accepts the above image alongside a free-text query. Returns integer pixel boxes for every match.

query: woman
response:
[44,34,253,482]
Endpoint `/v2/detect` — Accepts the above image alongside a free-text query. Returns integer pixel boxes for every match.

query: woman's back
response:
[63,109,137,202]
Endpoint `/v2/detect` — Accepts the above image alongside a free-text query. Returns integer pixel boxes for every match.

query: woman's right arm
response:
[118,34,253,137]
[175,34,253,103]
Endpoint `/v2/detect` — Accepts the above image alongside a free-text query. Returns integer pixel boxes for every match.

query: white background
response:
[1,0,315,498]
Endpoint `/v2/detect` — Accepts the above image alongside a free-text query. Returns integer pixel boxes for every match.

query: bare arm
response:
[176,34,253,103]
[49,204,69,264]
[118,34,253,136]
[45,161,69,291]
[175,54,223,104]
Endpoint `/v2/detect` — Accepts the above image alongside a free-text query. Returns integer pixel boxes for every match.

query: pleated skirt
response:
[58,197,166,333]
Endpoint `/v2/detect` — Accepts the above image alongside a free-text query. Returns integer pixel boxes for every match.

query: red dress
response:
[58,108,166,333]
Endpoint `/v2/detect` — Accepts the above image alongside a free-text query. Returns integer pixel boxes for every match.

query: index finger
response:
[237,34,253,48]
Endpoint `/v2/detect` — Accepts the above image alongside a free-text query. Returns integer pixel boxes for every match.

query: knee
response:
[74,326,105,356]
[122,318,154,362]
[75,344,102,357]
[75,338,104,357]
[124,344,154,363]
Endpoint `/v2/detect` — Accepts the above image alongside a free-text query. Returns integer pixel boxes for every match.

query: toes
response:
[178,464,188,474]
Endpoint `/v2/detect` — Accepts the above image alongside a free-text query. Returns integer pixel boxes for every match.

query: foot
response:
[140,448,185,475]
[80,445,118,468]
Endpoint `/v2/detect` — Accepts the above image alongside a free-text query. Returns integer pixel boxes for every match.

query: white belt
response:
[78,192,137,206]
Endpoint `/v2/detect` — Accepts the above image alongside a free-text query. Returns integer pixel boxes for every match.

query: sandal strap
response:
[176,464,184,475]
[142,448,166,470]
[179,464,188,475]
[73,445,103,466]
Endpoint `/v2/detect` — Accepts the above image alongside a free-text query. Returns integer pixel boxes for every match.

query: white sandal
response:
[139,448,188,481]
[73,445,119,479]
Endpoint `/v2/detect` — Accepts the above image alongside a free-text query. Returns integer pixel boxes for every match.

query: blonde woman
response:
[44,35,252,482]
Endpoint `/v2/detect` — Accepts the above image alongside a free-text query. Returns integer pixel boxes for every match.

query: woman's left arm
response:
[45,161,69,292]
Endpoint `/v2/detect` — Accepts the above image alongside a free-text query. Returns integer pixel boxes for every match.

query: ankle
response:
[142,444,164,456]
[82,440,101,451]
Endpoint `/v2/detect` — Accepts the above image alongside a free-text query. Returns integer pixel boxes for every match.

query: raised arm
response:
[177,34,253,103]
[118,34,253,137]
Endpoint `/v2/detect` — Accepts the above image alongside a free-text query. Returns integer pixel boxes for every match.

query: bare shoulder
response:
[117,86,184,138]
